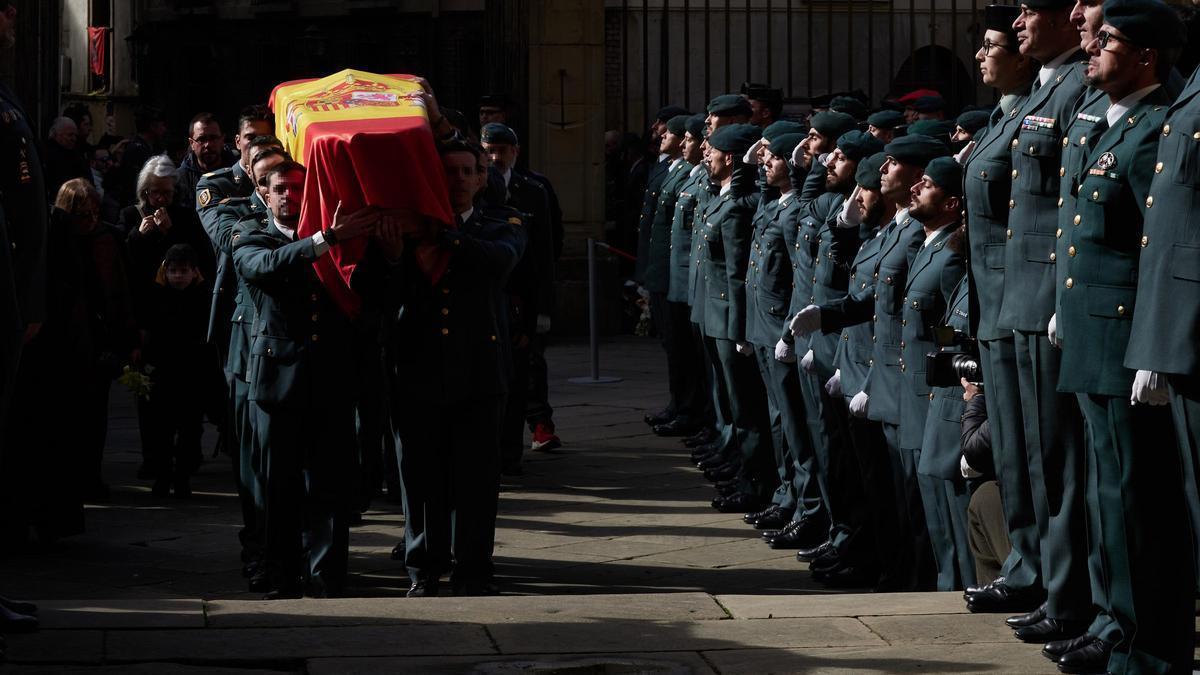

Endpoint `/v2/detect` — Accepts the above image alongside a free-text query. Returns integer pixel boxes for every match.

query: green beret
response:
[810,111,859,140]
[481,123,518,145]
[762,120,807,141]
[830,96,868,120]
[924,156,963,197]
[707,123,762,155]
[685,114,706,138]
[666,115,690,136]
[707,94,753,118]
[907,119,956,142]
[1103,0,1187,50]
[656,105,690,123]
[836,130,886,162]
[884,133,950,167]
[984,5,1021,45]
[855,152,888,191]
[909,95,945,113]
[956,110,992,135]
[768,132,806,159]
[741,82,783,104]
[1021,0,1073,9]
[867,110,905,130]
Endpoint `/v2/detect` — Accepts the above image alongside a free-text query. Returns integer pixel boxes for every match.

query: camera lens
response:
[951,354,979,381]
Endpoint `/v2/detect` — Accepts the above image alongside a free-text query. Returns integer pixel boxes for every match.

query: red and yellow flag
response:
[269,69,454,317]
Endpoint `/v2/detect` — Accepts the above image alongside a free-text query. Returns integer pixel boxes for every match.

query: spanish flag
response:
[270,69,454,317]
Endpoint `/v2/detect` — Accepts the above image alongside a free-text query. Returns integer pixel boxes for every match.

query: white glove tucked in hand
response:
[1047,313,1060,348]
[791,142,806,169]
[960,454,983,479]
[1131,370,1170,406]
[825,369,842,397]
[800,349,816,373]
[836,186,864,229]
[735,341,754,356]
[774,339,797,363]
[789,304,822,337]
[536,314,552,335]
[849,391,870,418]
[953,140,977,165]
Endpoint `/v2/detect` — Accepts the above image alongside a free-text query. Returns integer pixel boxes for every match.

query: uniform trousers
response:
[708,336,773,497]
[525,333,555,431]
[1076,394,1192,674]
[755,345,792,512]
[804,363,867,563]
[501,341,531,470]
[231,376,263,554]
[395,395,505,586]
[1167,374,1200,593]
[846,415,894,575]
[979,336,1042,592]
[254,401,355,594]
[651,292,705,424]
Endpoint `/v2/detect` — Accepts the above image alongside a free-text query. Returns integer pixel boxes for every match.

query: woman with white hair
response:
[121,154,217,482]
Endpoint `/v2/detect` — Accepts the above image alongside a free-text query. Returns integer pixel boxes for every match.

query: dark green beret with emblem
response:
[707,123,762,155]
[924,156,964,196]
[1102,0,1186,50]
[856,152,888,190]
[768,132,806,158]
[666,115,690,136]
[810,111,859,141]
[836,130,886,162]
[885,133,950,167]
[656,105,690,123]
[707,94,753,118]
[830,96,868,120]
[762,120,807,141]
[867,110,905,130]
[907,119,956,143]
[685,114,706,138]
[956,110,992,135]
[481,123,518,145]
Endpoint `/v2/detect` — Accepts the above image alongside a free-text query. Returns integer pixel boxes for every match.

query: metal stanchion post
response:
[569,238,622,384]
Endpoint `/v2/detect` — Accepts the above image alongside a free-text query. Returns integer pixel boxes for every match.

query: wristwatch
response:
[323,228,339,246]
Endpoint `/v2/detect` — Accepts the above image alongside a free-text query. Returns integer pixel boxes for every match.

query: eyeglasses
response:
[1095,30,1133,50]
[980,39,1012,56]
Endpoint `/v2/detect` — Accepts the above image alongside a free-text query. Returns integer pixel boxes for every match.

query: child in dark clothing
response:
[141,244,213,497]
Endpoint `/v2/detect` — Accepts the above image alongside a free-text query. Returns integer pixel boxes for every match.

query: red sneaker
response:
[531,423,562,452]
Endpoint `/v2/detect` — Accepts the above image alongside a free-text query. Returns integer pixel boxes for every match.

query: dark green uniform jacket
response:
[1127,70,1200,376]
[0,82,46,332]
[211,194,265,381]
[197,162,255,344]
[1059,88,1173,396]
[697,162,759,342]
[998,50,1089,333]
[834,228,885,399]
[644,158,694,294]
[920,273,970,480]
[635,157,671,283]
[669,167,707,304]
[745,191,802,347]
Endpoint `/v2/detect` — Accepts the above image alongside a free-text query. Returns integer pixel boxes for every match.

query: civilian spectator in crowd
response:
[88,145,121,225]
[111,107,167,207]
[177,113,238,209]
[42,117,90,202]
[4,178,135,526]
[139,243,212,498]
[61,103,94,152]
[959,379,1009,587]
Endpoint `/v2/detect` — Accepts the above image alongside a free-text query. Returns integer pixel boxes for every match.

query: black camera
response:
[925,326,981,388]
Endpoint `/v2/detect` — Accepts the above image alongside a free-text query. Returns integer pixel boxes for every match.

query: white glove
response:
[789,304,822,337]
[1047,313,1060,348]
[800,349,816,372]
[774,339,797,363]
[960,454,983,479]
[953,140,977,166]
[825,369,842,397]
[536,314,552,335]
[849,391,870,418]
[791,142,805,168]
[817,152,830,167]
[836,186,863,229]
[735,341,754,356]
[1131,370,1170,406]
[742,138,765,165]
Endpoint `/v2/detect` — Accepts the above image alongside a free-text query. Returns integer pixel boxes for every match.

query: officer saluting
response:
[1057,2,1193,671]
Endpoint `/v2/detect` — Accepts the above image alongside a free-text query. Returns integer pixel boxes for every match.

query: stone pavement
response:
[0,337,1071,672]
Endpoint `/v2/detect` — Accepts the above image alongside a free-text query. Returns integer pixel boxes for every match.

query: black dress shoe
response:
[795,538,833,561]
[391,542,405,561]
[964,576,1004,599]
[0,605,37,633]
[684,428,718,448]
[644,408,675,426]
[0,597,37,616]
[1043,634,1096,662]
[704,464,739,482]
[654,417,700,437]
[809,548,842,574]
[697,455,728,471]
[743,505,780,524]
[769,520,825,550]
[694,440,724,456]
[1014,618,1088,644]
[1056,637,1112,674]
[753,509,791,530]
[712,493,761,513]
[406,579,441,597]
[248,571,272,593]
[263,585,303,600]
[817,564,877,588]
[966,582,1045,614]
[1006,602,1047,628]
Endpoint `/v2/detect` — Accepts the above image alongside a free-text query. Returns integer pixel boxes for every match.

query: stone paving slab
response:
[307,652,716,674]
[859,612,1018,645]
[102,624,495,663]
[4,630,104,664]
[0,666,295,675]
[700,644,1056,673]
[485,616,883,654]
[204,593,726,627]
[36,598,205,629]
[716,591,969,619]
